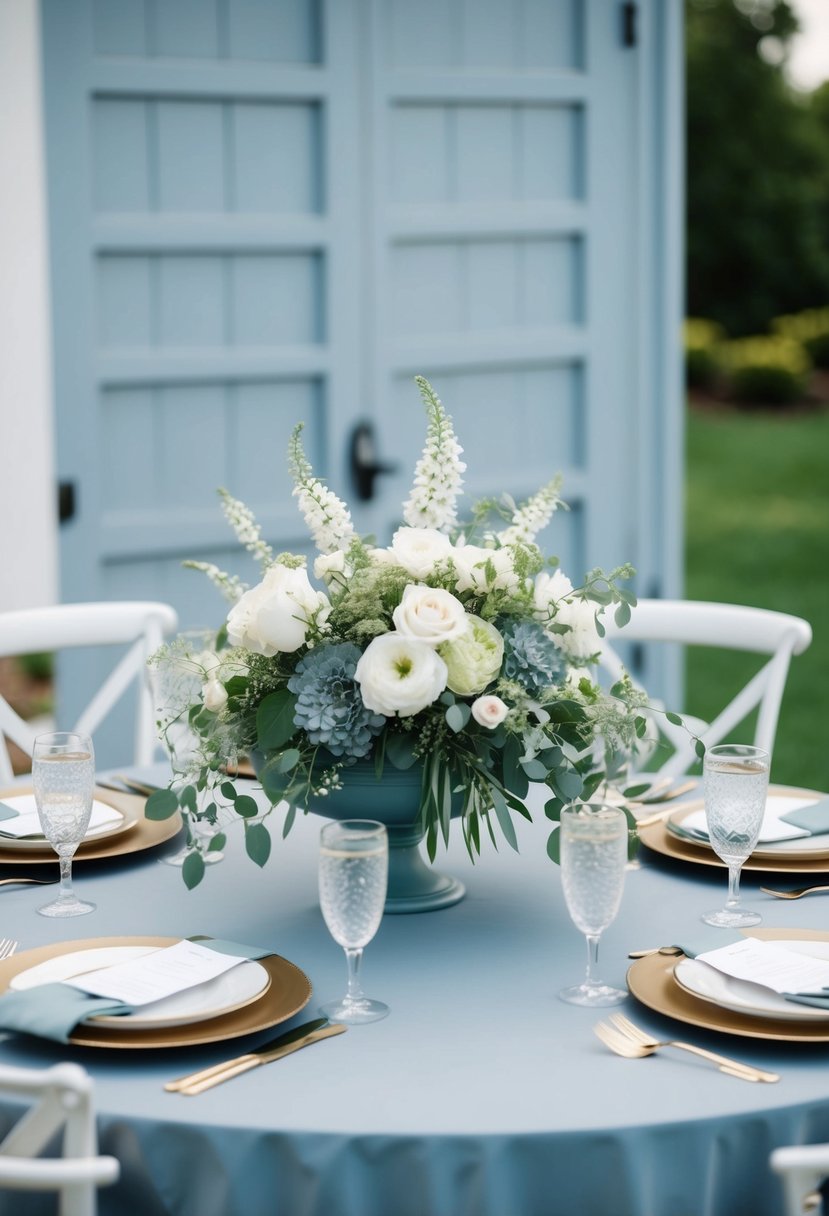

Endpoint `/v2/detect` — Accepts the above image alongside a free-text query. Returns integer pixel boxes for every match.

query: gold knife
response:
[167,1023,346,1095]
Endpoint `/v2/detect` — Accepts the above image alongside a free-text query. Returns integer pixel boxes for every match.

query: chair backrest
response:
[770,1144,829,1216]
[0,1061,119,1216]
[0,601,178,782]
[599,599,812,777]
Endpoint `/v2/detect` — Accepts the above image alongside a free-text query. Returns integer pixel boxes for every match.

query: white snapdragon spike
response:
[289,424,356,555]
[402,377,467,533]
[218,489,275,569]
[497,476,563,547]
[182,561,248,604]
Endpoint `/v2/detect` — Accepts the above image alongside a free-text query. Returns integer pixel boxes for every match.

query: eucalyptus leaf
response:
[179,785,197,814]
[245,822,272,867]
[386,733,418,770]
[208,832,227,853]
[521,758,548,782]
[614,601,631,628]
[554,769,584,801]
[546,827,561,865]
[445,704,466,733]
[220,781,238,801]
[144,788,180,821]
[234,795,259,819]
[182,850,205,890]
[274,748,301,773]
[544,796,564,822]
[282,803,297,839]
[695,738,706,759]
[666,711,683,726]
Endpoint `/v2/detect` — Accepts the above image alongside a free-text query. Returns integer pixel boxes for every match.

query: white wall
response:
[0,0,58,611]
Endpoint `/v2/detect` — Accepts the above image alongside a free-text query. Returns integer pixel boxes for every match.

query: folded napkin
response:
[0,794,122,841]
[0,937,274,1042]
[675,795,829,846]
[673,932,829,1010]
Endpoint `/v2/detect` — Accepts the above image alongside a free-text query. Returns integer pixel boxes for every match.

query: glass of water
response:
[702,744,770,928]
[32,731,96,918]
[319,819,389,1024]
[559,803,628,1007]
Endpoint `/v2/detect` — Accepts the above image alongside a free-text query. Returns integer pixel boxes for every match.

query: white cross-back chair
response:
[0,601,178,782]
[771,1143,829,1215]
[599,599,812,777]
[0,1062,119,1216]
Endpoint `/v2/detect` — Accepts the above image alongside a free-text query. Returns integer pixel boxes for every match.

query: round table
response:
[1,773,828,1216]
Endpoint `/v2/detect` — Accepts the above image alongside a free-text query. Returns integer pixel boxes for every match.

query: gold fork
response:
[594,1013,779,1082]
[760,884,829,900]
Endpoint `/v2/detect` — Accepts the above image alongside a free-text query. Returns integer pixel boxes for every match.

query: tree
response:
[686,0,829,335]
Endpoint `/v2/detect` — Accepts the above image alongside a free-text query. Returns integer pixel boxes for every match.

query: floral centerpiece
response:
[147,377,655,893]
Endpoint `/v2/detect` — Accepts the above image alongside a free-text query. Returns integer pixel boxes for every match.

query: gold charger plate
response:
[0,936,312,1049]
[664,784,829,862]
[627,927,829,1042]
[0,788,182,867]
[639,815,829,876]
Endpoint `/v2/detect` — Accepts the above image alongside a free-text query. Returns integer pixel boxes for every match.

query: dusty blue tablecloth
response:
[2,769,829,1216]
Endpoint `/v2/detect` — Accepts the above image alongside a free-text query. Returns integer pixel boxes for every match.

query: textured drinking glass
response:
[559,803,628,1006]
[702,744,770,928]
[150,630,224,866]
[32,731,96,917]
[596,734,641,871]
[319,820,389,1024]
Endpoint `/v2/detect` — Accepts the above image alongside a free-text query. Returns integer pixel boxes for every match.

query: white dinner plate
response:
[0,791,137,852]
[674,939,829,1023]
[9,945,271,1029]
[666,785,829,859]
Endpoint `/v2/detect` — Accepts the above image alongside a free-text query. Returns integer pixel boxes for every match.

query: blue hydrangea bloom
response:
[501,620,567,695]
[288,642,384,759]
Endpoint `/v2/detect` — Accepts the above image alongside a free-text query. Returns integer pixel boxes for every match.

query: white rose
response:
[226,564,330,657]
[452,544,520,595]
[471,695,509,728]
[202,678,228,713]
[355,634,448,717]
[391,527,454,579]
[314,550,350,586]
[392,584,469,647]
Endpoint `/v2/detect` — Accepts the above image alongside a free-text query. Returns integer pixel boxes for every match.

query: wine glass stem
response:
[585,933,601,987]
[344,947,365,1003]
[58,855,73,900]
[726,863,742,910]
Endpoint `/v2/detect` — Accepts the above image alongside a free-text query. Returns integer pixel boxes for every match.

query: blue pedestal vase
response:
[302,760,466,914]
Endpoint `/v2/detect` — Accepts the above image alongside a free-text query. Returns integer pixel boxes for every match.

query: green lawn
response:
[684,405,829,790]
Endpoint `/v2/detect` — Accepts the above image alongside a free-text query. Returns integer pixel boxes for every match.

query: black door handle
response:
[349,422,397,501]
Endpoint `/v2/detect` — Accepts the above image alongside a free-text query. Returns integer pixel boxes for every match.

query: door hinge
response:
[621,1,637,47]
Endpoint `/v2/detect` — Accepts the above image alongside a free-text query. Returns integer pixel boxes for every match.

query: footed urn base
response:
[302,760,466,914]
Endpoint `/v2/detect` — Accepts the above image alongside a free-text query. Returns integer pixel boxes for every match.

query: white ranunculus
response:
[226,564,330,657]
[202,678,228,713]
[440,615,504,696]
[390,527,454,579]
[471,695,509,728]
[392,584,469,647]
[533,569,574,618]
[553,596,602,661]
[452,544,520,595]
[313,550,350,586]
[355,634,448,717]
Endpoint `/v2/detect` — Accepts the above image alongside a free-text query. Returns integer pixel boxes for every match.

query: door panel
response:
[42,0,679,762]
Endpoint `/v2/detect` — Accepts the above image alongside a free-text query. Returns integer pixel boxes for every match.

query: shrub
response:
[772,308,829,368]
[18,652,53,682]
[684,318,726,387]
[720,335,811,406]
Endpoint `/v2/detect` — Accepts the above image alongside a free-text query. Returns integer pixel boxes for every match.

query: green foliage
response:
[18,652,53,681]
[720,335,811,405]
[684,318,726,387]
[687,0,829,335]
[772,308,829,368]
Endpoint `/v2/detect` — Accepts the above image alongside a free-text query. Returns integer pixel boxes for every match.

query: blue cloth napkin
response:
[0,802,19,822]
[672,931,829,1009]
[0,937,274,1043]
[779,797,829,835]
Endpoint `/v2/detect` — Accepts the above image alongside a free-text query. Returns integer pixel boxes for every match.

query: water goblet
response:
[559,802,628,1007]
[319,819,389,1024]
[701,744,770,928]
[32,731,96,918]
